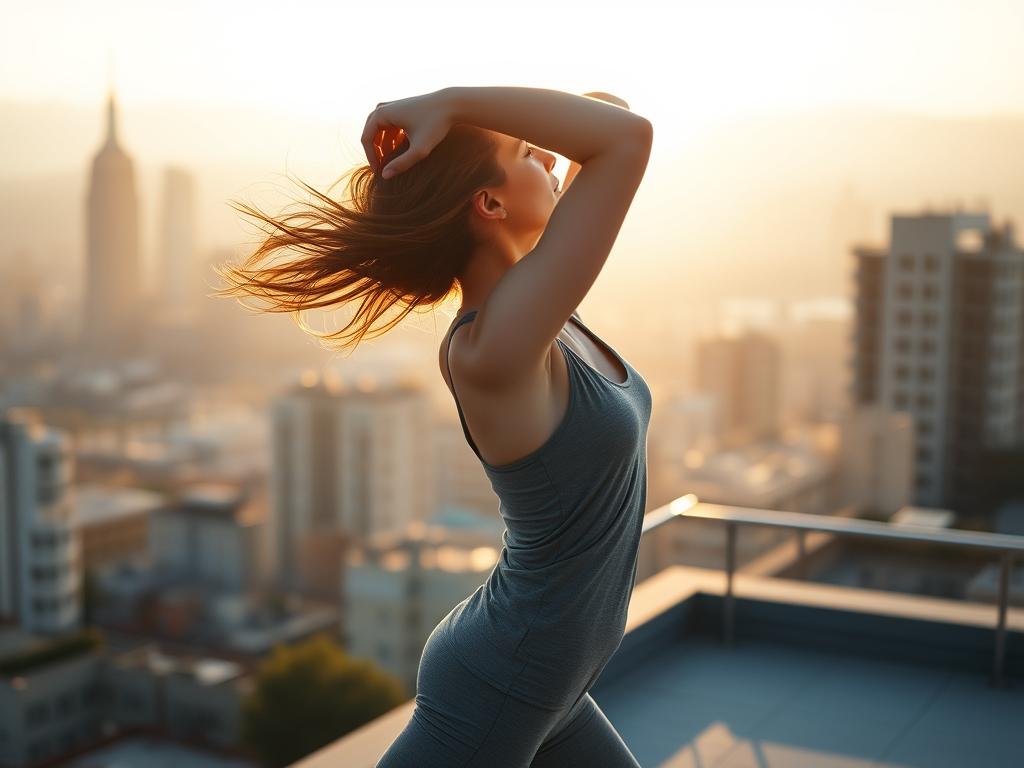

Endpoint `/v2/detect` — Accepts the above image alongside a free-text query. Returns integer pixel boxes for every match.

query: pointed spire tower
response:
[82,55,145,361]
[104,89,119,149]
[102,52,121,150]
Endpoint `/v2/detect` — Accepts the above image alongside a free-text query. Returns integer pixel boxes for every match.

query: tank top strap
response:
[446,308,582,462]
[446,309,483,460]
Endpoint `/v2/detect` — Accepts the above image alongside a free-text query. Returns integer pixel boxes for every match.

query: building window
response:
[918,419,933,436]
[57,692,75,717]
[919,338,936,355]
[897,309,913,327]
[924,253,938,272]
[916,445,932,461]
[895,336,912,354]
[915,473,931,489]
[894,391,910,409]
[920,311,937,328]
[917,366,934,382]
[26,701,50,729]
[916,392,934,409]
[899,253,915,272]
[897,282,913,300]
[923,282,939,300]
[895,365,910,382]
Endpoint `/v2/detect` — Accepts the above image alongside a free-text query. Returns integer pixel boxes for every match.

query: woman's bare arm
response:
[441,86,652,389]
[562,93,632,195]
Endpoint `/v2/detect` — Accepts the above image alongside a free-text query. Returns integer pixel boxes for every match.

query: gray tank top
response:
[438,308,652,711]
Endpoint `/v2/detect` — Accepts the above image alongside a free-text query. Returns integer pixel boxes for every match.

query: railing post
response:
[724,521,736,648]
[992,552,1012,688]
[797,530,806,580]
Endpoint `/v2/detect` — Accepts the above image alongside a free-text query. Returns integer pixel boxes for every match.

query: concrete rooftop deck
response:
[295,564,1024,768]
[593,633,1023,767]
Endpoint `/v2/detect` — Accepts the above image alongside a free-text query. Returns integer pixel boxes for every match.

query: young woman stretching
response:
[217,86,653,766]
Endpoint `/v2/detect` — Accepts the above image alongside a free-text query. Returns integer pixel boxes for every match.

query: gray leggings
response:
[375,628,642,768]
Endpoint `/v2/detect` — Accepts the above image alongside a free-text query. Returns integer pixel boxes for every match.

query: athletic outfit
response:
[376,309,652,767]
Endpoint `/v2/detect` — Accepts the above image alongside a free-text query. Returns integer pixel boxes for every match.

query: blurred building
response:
[269,374,433,594]
[0,627,254,767]
[156,166,200,322]
[73,484,166,571]
[342,516,503,695]
[149,482,269,594]
[0,409,80,635]
[433,418,505,519]
[696,331,781,449]
[647,392,721,510]
[851,211,1024,514]
[81,88,145,361]
[836,404,915,516]
[641,431,837,580]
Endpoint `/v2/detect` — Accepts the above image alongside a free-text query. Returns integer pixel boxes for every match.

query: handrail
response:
[643,494,1020,687]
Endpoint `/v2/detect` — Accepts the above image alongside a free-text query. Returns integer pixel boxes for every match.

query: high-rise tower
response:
[851,211,1024,513]
[82,88,144,360]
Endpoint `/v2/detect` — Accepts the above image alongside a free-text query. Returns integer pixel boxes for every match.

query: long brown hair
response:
[209,124,505,353]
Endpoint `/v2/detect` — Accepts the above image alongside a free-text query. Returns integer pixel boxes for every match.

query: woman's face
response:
[476,132,561,241]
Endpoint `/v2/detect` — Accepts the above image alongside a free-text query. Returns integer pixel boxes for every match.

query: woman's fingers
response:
[361,105,395,170]
[360,111,381,169]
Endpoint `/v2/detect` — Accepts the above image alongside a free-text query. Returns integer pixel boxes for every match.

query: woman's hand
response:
[561,92,632,193]
[361,89,456,179]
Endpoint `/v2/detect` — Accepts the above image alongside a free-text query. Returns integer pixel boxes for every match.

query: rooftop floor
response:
[592,633,1023,767]
[294,563,1024,768]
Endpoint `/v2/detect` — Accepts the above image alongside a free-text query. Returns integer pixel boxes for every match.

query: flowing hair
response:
[209,123,505,353]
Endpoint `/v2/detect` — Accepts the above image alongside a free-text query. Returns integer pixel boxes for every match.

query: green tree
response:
[241,632,407,767]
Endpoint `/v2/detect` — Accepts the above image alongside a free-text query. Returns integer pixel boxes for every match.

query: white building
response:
[0,409,80,635]
[342,517,504,695]
[269,373,433,592]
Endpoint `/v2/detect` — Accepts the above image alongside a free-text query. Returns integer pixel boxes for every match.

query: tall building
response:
[343,519,502,695]
[269,374,434,592]
[696,331,781,449]
[0,409,80,635]
[157,166,199,321]
[81,88,144,360]
[851,211,1024,513]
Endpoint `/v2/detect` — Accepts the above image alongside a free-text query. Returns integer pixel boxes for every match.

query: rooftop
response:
[293,502,1024,768]
[588,566,1024,768]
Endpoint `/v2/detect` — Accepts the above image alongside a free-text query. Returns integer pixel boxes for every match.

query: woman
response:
[215,87,653,767]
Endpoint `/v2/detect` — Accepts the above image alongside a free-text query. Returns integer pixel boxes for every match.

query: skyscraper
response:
[157,166,199,321]
[851,211,1024,514]
[82,88,144,360]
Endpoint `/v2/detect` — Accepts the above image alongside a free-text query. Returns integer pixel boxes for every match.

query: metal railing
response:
[643,494,1024,687]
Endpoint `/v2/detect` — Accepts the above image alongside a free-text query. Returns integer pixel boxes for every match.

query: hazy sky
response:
[3,0,1022,314]
[4,0,1023,127]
